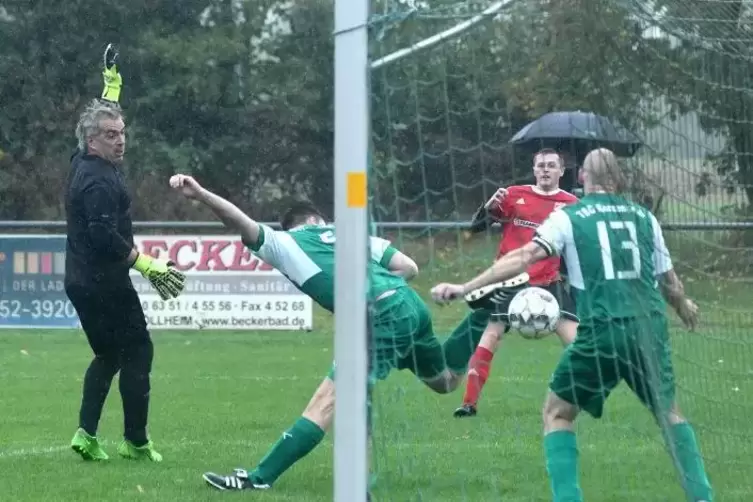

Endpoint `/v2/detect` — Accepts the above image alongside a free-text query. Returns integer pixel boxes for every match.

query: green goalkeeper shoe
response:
[71,428,109,461]
[117,439,163,462]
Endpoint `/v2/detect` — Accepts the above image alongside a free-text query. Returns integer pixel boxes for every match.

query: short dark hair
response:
[280,201,326,231]
[533,148,564,168]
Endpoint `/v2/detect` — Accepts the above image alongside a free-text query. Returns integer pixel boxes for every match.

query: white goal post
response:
[333,1,369,502]
[332,1,518,501]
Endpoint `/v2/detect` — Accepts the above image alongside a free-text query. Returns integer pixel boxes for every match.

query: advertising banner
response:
[0,235,313,330]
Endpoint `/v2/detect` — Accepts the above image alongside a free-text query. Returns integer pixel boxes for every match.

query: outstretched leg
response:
[203,376,332,491]
[251,376,332,486]
[439,308,489,375]
[410,307,490,394]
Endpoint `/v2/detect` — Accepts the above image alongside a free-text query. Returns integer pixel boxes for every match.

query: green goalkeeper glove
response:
[132,253,186,301]
[101,43,122,103]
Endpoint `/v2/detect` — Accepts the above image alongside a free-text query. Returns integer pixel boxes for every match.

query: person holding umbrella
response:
[510,110,644,193]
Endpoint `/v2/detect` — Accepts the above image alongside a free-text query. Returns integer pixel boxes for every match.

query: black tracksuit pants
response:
[66,283,153,446]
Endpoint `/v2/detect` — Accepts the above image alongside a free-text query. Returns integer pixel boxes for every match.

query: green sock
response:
[667,423,713,501]
[250,416,326,486]
[442,310,490,373]
[544,430,583,502]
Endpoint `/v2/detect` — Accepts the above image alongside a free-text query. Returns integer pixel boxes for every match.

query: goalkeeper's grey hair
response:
[75,99,124,150]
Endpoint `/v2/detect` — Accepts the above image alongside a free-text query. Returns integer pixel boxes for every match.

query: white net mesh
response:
[367,0,753,500]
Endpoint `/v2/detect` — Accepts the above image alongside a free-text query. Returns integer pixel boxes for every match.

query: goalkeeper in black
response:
[65,44,185,462]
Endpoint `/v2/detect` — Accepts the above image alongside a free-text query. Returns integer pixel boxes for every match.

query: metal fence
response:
[1,220,753,231]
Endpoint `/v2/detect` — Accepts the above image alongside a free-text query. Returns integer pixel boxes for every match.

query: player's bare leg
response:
[554,318,577,346]
[655,402,713,501]
[541,391,583,502]
[202,377,332,491]
[454,320,505,417]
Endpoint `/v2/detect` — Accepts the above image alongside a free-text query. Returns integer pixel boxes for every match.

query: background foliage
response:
[1,0,751,223]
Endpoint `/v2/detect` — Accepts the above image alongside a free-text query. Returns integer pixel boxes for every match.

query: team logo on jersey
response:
[516,198,526,205]
[512,218,539,229]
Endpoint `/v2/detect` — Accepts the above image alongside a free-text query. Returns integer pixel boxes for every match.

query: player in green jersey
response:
[168,173,514,492]
[431,148,713,502]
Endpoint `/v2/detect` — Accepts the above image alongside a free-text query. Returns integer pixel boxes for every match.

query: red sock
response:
[462,347,495,407]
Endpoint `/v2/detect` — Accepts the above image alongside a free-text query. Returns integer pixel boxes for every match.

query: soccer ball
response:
[507,287,561,339]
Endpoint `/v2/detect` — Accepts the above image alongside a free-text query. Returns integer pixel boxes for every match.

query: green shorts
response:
[369,286,446,381]
[327,286,446,382]
[549,315,675,418]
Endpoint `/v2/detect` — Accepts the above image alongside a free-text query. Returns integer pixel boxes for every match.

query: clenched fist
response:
[169,174,205,200]
[430,283,464,305]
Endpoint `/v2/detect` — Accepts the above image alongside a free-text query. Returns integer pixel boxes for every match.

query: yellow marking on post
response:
[347,172,367,208]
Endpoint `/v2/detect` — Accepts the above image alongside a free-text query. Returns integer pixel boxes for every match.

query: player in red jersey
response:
[454,149,580,418]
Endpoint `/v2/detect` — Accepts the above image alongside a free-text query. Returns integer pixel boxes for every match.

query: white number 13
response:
[596,220,640,280]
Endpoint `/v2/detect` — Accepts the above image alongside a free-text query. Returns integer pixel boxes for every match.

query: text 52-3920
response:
[0,299,78,320]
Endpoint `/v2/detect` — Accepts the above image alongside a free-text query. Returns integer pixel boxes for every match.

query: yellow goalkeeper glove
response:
[132,253,187,301]
[101,43,122,103]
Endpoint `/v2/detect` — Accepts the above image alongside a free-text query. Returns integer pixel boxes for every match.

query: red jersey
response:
[489,185,578,286]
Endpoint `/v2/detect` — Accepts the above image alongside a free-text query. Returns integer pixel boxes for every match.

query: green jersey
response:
[248,224,407,312]
[533,193,673,324]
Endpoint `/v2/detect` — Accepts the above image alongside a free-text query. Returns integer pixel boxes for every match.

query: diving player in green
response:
[168,173,513,492]
[431,148,713,502]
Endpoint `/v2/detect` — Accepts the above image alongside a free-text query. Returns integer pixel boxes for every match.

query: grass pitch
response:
[0,237,751,501]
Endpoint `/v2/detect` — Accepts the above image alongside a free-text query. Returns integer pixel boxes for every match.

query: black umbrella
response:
[509,111,643,158]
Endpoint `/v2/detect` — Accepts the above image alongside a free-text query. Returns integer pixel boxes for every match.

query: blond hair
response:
[583,148,627,192]
[75,99,124,150]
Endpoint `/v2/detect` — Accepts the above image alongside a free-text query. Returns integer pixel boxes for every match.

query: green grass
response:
[0,237,751,501]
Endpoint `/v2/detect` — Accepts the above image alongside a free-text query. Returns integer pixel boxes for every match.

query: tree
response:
[0,0,230,219]
[368,0,674,220]
[2,0,731,223]
[0,0,339,221]
[649,0,753,206]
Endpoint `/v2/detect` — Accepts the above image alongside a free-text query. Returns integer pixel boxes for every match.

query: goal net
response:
[363,0,753,500]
